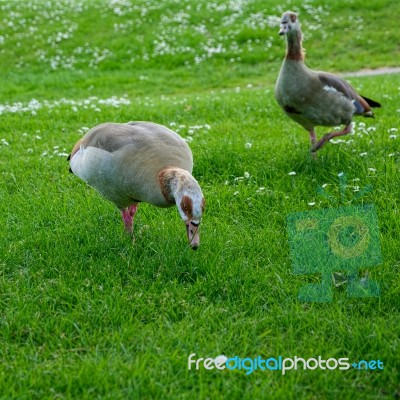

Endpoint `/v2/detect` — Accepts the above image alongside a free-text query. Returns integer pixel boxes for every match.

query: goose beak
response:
[186,221,200,250]
[278,24,288,35]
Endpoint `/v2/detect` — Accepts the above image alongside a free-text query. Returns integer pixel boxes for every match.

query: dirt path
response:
[339,66,400,77]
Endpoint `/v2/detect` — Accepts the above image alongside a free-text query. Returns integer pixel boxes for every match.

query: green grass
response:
[1,0,400,399]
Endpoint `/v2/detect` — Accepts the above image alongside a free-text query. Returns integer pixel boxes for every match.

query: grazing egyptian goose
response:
[275,11,381,154]
[69,121,205,249]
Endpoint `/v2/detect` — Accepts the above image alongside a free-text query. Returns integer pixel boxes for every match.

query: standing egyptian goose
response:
[275,11,381,154]
[69,121,205,249]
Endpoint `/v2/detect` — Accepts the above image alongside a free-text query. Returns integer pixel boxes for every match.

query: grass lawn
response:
[0,0,399,399]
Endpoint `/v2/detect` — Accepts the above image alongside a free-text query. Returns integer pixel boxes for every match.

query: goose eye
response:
[180,196,193,218]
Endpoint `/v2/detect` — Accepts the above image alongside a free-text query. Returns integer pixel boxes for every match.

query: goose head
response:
[278,11,300,36]
[160,168,205,250]
[176,188,205,250]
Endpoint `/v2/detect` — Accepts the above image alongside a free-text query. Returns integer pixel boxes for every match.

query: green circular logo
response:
[327,216,370,259]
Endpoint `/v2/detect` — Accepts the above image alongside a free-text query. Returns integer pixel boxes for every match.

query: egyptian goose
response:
[275,11,381,154]
[69,121,205,249]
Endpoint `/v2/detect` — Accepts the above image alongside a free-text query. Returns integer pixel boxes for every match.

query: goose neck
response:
[286,30,304,61]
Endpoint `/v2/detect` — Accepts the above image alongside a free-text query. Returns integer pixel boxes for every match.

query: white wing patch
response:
[70,146,113,185]
[323,85,339,93]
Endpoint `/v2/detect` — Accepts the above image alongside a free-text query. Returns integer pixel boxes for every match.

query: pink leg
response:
[311,124,352,153]
[120,204,138,233]
[309,129,317,159]
[309,129,316,145]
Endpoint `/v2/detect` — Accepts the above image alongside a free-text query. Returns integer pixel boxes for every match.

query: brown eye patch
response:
[181,196,193,219]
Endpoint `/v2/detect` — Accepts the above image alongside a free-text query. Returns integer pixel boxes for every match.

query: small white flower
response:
[245,142,252,148]
[308,202,316,206]
[330,139,345,144]
[322,183,329,188]
[389,135,397,140]
[244,172,250,179]
[288,171,296,176]
[368,168,377,172]
[233,191,239,196]
[359,152,368,157]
